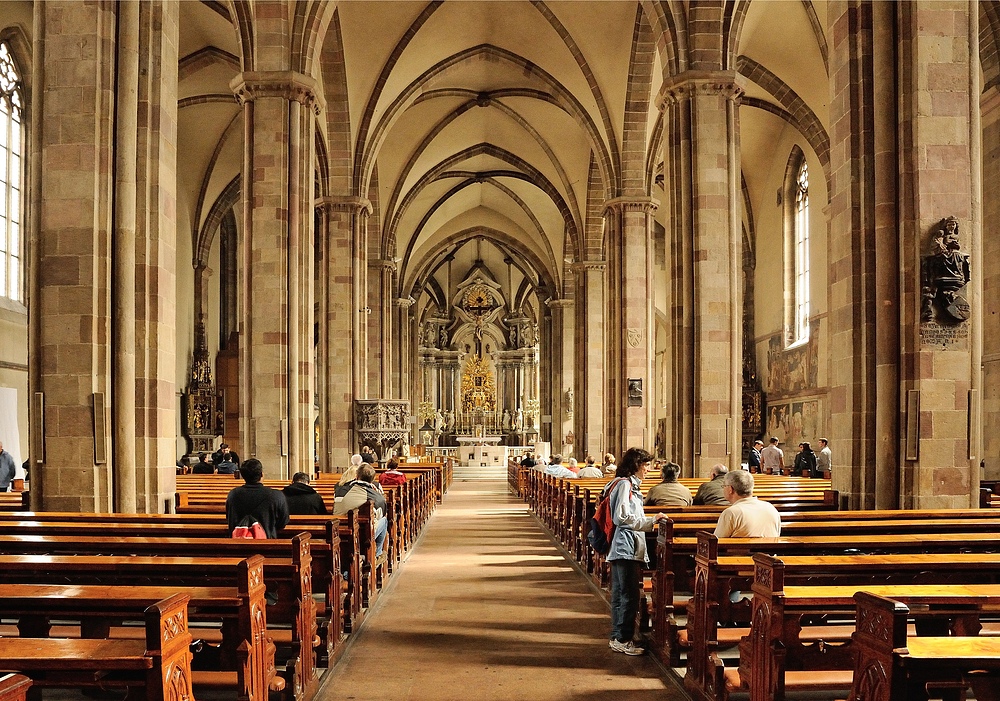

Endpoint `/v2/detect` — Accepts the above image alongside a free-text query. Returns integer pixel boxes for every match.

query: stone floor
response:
[316,479,687,701]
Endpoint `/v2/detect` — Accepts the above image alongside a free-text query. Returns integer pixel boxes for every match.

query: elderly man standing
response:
[714,470,781,538]
[693,464,729,506]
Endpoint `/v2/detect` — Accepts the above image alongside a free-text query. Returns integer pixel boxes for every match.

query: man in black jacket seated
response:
[282,472,328,515]
[226,459,289,538]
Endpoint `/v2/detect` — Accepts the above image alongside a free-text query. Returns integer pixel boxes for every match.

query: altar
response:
[457,438,508,467]
[456,435,502,446]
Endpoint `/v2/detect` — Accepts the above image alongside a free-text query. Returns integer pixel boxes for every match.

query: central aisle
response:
[317,480,687,701]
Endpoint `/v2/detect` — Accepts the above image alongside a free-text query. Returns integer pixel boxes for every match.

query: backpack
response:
[587,478,627,555]
[232,514,267,539]
[378,470,406,487]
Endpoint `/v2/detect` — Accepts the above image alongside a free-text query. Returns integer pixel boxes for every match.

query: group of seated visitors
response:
[189,443,240,475]
[220,450,391,556]
[521,451,617,477]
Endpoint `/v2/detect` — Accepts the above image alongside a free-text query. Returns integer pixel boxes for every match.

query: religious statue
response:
[508,326,518,348]
[424,323,436,348]
[433,409,444,433]
[502,409,511,431]
[564,387,574,418]
[921,216,971,323]
[439,326,449,349]
[514,408,524,432]
[443,409,454,433]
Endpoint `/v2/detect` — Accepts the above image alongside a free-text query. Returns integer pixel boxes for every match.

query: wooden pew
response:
[0,593,194,701]
[740,554,1000,701]
[0,513,353,656]
[0,675,30,701]
[686,544,1000,701]
[850,592,1000,701]
[0,575,279,701]
[0,550,317,701]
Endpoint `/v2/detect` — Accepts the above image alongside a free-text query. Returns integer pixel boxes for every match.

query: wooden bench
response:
[0,550,316,701]
[650,513,1000,666]
[0,513,353,657]
[0,578,280,701]
[850,591,1000,701]
[0,593,193,701]
[738,554,1000,701]
[685,545,1000,701]
[0,675,30,701]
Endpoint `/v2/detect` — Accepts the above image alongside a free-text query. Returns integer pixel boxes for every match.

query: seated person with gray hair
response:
[644,462,692,507]
[713,469,781,538]
[693,464,730,506]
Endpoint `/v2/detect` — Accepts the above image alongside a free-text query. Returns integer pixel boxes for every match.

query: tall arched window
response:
[783,147,809,347]
[0,41,23,303]
[793,160,810,344]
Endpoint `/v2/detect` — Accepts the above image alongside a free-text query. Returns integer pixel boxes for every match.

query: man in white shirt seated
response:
[544,454,577,479]
[713,469,781,538]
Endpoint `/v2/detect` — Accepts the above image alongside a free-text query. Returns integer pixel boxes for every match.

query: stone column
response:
[232,71,321,478]
[980,84,1000,481]
[112,0,139,513]
[134,0,179,511]
[827,1,899,509]
[660,71,743,475]
[604,198,657,456]
[895,1,979,508]
[548,298,575,453]
[367,259,394,398]
[394,297,414,401]
[29,1,118,511]
[575,261,606,458]
[318,196,371,467]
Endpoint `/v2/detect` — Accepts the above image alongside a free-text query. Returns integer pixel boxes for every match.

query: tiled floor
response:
[316,480,687,701]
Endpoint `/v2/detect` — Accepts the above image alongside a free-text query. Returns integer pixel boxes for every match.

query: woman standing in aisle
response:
[606,447,668,655]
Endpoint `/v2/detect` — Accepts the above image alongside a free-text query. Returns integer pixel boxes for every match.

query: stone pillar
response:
[980,85,1000,481]
[30,1,118,511]
[575,261,606,458]
[896,1,979,508]
[232,71,321,478]
[827,1,899,509]
[548,298,575,453]
[318,197,371,467]
[368,259,394,397]
[133,0,179,511]
[112,0,139,513]
[660,71,743,475]
[604,198,658,456]
[395,297,414,402]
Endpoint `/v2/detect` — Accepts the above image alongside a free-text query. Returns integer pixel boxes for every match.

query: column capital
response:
[230,71,326,113]
[395,297,416,309]
[370,258,397,273]
[572,259,607,272]
[316,195,373,217]
[656,70,745,111]
[602,196,658,217]
[546,298,574,310]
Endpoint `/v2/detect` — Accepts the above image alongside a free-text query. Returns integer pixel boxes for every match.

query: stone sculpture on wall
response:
[921,216,971,324]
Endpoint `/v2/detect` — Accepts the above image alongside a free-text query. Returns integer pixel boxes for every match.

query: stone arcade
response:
[0,1,994,511]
